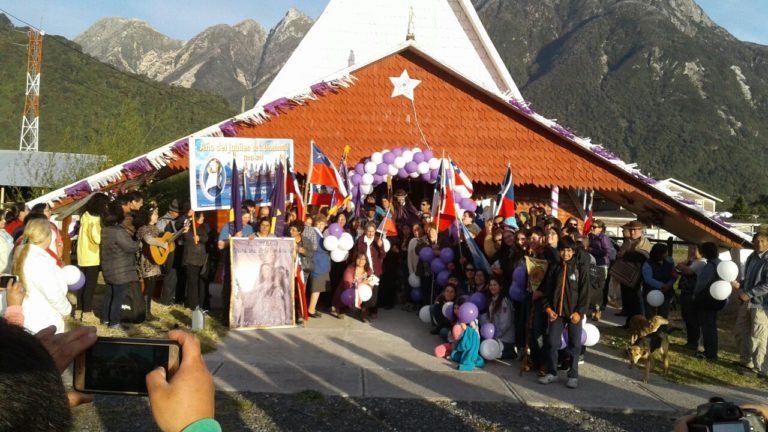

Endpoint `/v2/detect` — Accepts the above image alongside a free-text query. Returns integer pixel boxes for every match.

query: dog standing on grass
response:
[627,314,670,383]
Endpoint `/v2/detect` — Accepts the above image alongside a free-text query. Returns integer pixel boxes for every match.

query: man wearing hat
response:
[157,199,180,233]
[613,220,651,326]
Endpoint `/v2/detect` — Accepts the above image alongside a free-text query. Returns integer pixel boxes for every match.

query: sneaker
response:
[538,374,557,385]
[578,355,585,365]
[566,378,578,389]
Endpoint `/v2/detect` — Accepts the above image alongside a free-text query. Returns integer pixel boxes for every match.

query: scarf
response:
[363,235,375,269]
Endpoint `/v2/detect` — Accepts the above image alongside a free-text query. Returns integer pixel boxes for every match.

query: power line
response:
[0,7,235,118]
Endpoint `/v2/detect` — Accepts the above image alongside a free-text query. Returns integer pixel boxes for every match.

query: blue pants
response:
[102,283,127,325]
[547,318,583,378]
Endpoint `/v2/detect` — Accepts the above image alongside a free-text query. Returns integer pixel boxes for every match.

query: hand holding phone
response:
[146,331,215,432]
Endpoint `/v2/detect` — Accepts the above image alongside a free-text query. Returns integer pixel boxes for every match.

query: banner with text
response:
[189,137,293,211]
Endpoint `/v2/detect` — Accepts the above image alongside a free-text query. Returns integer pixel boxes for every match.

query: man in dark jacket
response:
[538,237,589,389]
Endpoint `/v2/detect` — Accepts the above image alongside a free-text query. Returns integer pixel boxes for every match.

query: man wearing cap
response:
[157,199,180,233]
[614,220,651,326]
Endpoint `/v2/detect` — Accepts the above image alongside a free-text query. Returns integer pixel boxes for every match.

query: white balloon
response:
[361,173,374,185]
[456,186,472,199]
[371,152,383,164]
[442,302,453,319]
[409,171,420,178]
[646,290,665,307]
[383,238,391,253]
[323,235,339,251]
[479,339,501,360]
[710,280,732,301]
[358,283,373,301]
[402,150,413,161]
[364,161,377,174]
[62,265,81,286]
[419,305,432,323]
[330,249,349,263]
[428,157,441,170]
[717,261,739,282]
[393,156,406,169]
[360,184,373,195]
[412,147,422,153]
[387,165,399,176]
[417,161,430,174]
[408,273,421,288]
[338,233,354,251]
[583,323,600,347]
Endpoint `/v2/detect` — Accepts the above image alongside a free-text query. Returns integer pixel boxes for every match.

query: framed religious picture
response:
[229,237,295,329]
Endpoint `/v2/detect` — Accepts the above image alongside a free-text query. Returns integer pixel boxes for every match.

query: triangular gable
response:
[257,0,523,106]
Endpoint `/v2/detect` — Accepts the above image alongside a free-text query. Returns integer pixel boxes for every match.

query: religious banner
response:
[230,237,295,329]
[189,137,293,211]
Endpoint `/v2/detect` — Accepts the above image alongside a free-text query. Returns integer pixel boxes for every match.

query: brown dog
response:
[628,315,669,345]
[627,332,670,383]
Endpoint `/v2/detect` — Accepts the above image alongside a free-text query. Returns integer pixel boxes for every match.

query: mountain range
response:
[16,1,768,205]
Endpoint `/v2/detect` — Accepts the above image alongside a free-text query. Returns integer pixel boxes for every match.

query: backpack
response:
[121,282,147,323]
[694,261,727,311]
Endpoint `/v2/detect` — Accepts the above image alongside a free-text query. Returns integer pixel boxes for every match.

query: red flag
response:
[308,142,348,197]
[494,163,517,229]
[432,159,456,232]
[295,258,308,321]
[286,160,305,221]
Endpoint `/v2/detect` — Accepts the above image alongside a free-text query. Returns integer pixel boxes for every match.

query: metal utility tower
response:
[19,29,44,152]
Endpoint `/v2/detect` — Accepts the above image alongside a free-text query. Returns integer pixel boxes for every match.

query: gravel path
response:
[72,391,677,431]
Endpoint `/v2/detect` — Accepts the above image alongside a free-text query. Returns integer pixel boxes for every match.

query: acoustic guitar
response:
[145,219,190,265]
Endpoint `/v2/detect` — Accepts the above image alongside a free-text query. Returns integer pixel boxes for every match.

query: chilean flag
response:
[308,142,348,200]
[582,190,594,236]
[432,159,457,232]
[495,163,517,229]
[377,208,398,237]
[450,160,473,198]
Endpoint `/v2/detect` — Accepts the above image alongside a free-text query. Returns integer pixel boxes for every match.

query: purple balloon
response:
[354,163,365,175]
[458,302,479,324]
[391,147,403,156]
[430,258,446,274]
[69,272,86,291]
[328,223,344,238]
[453,191,462,203]
[422,149,434,160]
[509,282,526,302]
[418,246,435,262]
[350,174,362,186]
[405,161,418,174]
[397,168,409,179]
[480,323,496,340]
[376,162,389,176]
[560,330,568,350]
[373,174,384,184]
[440,248,455,264]
[428,169,439,182]
[469,292,488,311]
[341,289,355,307]
[420,173,431,182]
[581,327,587,344]
[436,270,451,287]
[410,287,423,303]
[383,152,396,164]
[413,152,425,163]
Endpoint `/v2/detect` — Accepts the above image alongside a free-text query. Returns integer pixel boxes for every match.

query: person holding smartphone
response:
[0,319,220,432]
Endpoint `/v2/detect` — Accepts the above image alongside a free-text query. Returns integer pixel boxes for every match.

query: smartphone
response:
[0,274,18,287]
[74,337,181,396]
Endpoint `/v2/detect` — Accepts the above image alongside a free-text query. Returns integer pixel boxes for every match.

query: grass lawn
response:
[65,284,229,353]
[600,305,768,389]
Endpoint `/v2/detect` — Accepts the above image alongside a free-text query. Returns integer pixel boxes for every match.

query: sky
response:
[0,0,766,46]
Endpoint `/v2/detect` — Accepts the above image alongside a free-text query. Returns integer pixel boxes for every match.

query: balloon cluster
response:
[322,223,355,263]
[62,265,85,291]
[348,148,476,212]
[508,264,527,302]
[711,260,738,301]
[416,246,456,289]
[341,283,373,308]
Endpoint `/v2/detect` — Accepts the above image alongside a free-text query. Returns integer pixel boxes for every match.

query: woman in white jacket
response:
[13,218,71,334]
[484,275,516,359]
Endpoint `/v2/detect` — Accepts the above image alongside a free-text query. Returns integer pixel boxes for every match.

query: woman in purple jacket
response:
[587,219,614,320]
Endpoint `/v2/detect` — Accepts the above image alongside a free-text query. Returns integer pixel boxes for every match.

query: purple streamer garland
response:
[263,97,293,116]
[64,180,91,197]
[552,124,576,140]
[122,156,154,174]
[172,138,189,157]
[508,98,535,115]
[219,120,237,137]
[310,81,338,97]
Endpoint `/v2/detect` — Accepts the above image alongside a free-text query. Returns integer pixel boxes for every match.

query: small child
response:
[430,283,457,337]
[434,297,465,358]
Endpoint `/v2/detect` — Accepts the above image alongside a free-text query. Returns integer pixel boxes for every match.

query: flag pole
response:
[449,157,466,272]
